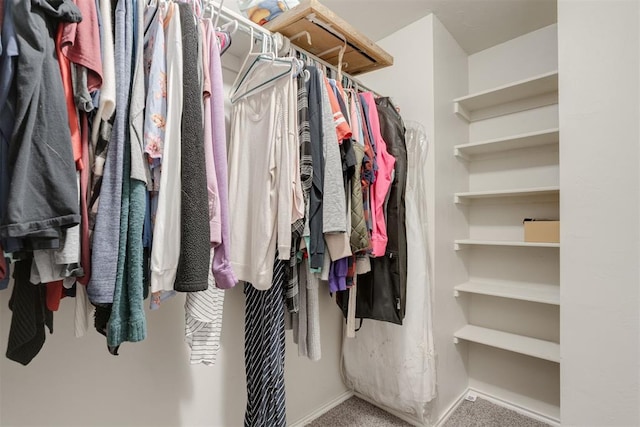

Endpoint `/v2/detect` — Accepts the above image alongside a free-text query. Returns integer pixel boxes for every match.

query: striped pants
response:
[244,259,287,427]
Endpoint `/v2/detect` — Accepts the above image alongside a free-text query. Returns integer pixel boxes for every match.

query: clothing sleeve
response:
[276,93,292,260]
[209,29,237,289]
[320,77,347,234]
[324,78,352,142]
[290,76,304,224]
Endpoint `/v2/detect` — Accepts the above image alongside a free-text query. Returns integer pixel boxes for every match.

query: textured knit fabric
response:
[305,66,325,270]
[183,21,224,364]
[208,24,237,290]
[107,0,147,348]
[244,270,287,427]
[2,0,81,243]
[6,260,54,366]
[174,3,209,293]
[87,0,130,303]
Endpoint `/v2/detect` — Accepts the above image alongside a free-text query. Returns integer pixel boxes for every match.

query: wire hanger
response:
[230,31,294,103]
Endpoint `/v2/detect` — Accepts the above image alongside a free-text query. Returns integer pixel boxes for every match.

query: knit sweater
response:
[174,3,209,292]
[87,0,129,304]
[107,0,147,347]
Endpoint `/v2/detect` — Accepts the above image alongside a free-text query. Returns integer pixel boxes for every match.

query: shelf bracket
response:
[453,336,460,345]
[453,102,472,122]
[453,289,460,298]
[454,148,470,162]
[454,242,462,251]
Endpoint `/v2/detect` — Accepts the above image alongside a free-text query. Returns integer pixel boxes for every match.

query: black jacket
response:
[338,97,408,325]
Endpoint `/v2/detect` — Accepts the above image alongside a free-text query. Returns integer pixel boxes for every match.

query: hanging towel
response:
[173,3,209,292]
[6,260,54,366]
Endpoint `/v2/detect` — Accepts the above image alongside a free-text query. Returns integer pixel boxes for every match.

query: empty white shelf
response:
[454,240,560,250]
[454,186,559,203]
[454,325,560,363]
[454,281,559,305]
[454,128,559,159]
[453,71,558,122]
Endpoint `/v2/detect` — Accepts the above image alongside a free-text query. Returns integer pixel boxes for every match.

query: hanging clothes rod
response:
[209,1,383,97]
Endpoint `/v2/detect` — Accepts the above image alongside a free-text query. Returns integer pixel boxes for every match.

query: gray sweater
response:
[88,0,130,304]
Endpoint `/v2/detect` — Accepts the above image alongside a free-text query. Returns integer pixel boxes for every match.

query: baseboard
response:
[288,390,354,427]
[353,392,424,427]
[435,390,469,427]
[466,388,561,426]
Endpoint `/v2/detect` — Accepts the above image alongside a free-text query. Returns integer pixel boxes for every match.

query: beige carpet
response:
[305,397,411,426]
[305,396,550,427]
[442,398,550,427]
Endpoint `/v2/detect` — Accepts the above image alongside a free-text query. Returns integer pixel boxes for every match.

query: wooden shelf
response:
[455,128,559,159]
[454,240,560,250]
[454,186,559,204]
[454,325,560,363]
[453,71,558,122]
[264,0,393,75]
[454,281,559,305]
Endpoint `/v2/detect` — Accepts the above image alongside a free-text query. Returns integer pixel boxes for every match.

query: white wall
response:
[431,16,471,424]
[0,60,348,427]
[558,0,640,425]
[360,14,436,296]
[462,21,561,421]
[468,24,558,94]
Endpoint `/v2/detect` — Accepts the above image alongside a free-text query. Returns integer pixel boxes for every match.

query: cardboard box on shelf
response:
[523,219,560,243]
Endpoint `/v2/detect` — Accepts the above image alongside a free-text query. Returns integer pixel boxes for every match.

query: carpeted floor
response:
[305,396,550,427]
[442,398,550,427]
[305,397,411,426]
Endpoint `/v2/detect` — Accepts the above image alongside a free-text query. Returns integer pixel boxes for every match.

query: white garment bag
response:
[341,122,436,422]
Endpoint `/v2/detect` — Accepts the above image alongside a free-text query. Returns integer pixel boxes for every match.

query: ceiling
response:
[321,0,557,54]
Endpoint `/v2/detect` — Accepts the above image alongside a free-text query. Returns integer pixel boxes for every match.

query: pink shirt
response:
[361,92,395,257]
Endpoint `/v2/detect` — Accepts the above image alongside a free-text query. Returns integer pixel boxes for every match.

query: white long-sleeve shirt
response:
[228,60,301,290]
[150,3,182,293]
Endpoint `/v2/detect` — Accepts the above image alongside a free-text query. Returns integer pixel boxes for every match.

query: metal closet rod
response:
[210,1,383,96]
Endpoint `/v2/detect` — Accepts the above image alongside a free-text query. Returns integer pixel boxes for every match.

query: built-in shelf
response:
[454,240,560,250]
[264,0,393,75]
[454,128,559,159]
[454,325,560,363]
[453,71,558,122]
[454,186,559,204]
[454,281,559,305]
